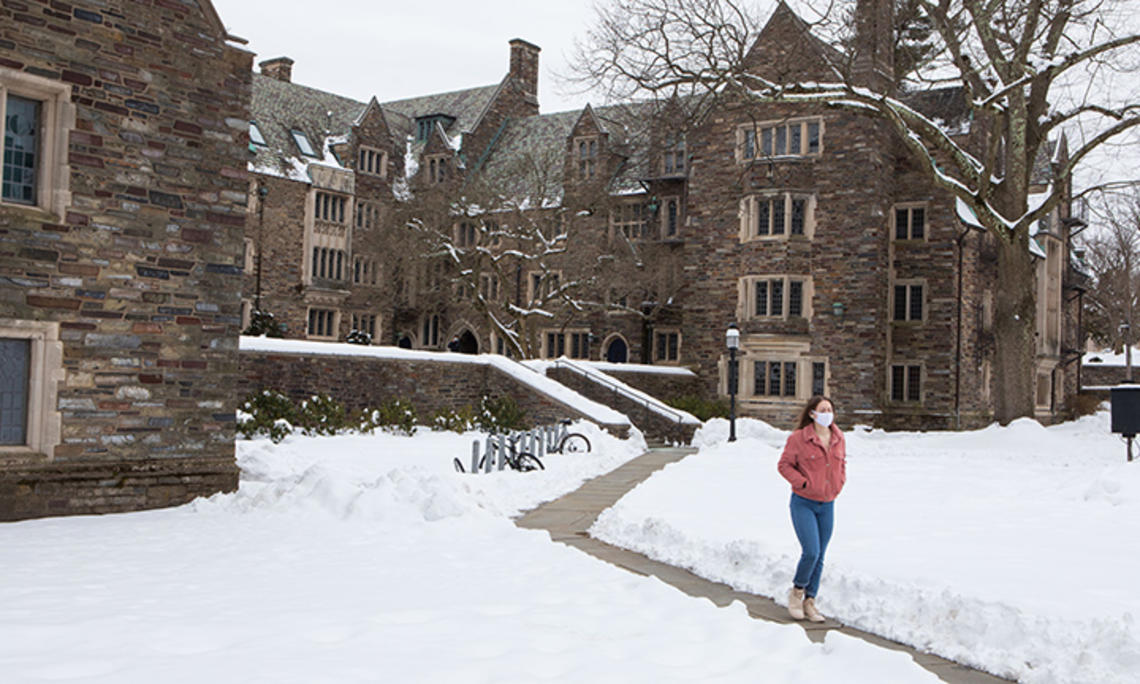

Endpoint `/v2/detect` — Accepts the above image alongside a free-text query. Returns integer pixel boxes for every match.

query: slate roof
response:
[380,83,501,141]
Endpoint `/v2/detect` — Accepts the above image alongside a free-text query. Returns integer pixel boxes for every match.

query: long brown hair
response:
[795,395,835,430]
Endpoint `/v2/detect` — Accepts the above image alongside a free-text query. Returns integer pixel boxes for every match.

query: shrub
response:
[477,395,527,434]
[1064,392,1106,420]
[431,405,476,433]
[345,329,372,345]
[244,309,285,338]
[666,394,730,421]
[296,394,349,436]
[367,398,417,436]
[238,389,297,442]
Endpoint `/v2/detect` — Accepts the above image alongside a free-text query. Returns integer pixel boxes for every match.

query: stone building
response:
[243,2,1085,430]
[0,0,252,520]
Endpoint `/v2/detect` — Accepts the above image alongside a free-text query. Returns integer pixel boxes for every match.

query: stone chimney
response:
[851,0,894,94]
[508,39,540,107]
[259,57,294,83]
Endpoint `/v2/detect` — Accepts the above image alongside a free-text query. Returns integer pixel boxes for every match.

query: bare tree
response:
[1082,192,1140,352]
[571,0,1140,422]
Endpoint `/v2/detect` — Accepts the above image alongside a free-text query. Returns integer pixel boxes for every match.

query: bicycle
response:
[453,437,544,473]
[548,419,591,455]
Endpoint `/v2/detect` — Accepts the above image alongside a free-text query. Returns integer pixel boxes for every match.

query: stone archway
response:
[456,329,478,354]
[397,333,413,349]
[605,335,629,363]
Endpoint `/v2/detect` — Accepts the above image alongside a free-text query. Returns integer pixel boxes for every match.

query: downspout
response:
[954,228,967,430]
[255,183,267,310]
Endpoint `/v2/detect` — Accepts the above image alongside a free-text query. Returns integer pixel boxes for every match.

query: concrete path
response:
[516,447,1009,684]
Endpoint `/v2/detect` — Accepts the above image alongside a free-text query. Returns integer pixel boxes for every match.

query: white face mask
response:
[812,411,834,428]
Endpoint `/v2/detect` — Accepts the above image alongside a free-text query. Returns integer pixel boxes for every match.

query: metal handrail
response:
[550,358,688,425]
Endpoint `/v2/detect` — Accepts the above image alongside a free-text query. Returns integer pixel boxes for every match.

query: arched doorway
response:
[457,329,478,354]
[605,336,629,363]
[397,333,413,349]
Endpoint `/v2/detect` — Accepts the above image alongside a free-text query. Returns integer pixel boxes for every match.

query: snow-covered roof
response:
[240,337,631,427]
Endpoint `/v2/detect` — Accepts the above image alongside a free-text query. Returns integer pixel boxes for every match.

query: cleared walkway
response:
[516,448,1009,684]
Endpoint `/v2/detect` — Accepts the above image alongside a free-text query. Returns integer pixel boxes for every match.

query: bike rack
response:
[458,422,578,474]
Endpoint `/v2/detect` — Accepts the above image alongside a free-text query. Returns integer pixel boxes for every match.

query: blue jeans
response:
[790,493,834,598]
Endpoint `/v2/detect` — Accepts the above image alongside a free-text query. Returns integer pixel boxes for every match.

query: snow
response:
[0,429,938,683]
[591,411,1140,683]
[239,336,631,427]
[524,358,702,426]
[1085,347,1140,366]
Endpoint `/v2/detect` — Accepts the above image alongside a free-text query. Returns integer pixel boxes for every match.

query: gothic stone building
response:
[0,0,252,520]
[244,3,1084,431]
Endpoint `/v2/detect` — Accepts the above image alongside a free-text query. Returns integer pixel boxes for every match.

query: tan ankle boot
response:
[787,587,805,620]
[803,597,825,623]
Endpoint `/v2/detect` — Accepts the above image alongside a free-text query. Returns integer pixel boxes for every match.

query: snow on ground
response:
[591,410,1140,684]
[0,426,938,683]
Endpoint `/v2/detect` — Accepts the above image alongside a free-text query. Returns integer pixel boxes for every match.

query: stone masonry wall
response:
[238,350,630,436]
[0,1,252,520]
[546,367,696,444]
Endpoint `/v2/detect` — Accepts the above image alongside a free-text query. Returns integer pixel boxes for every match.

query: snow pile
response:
[592,411,1140,683]
[0,427,939,682]
[1085,347,1140,366]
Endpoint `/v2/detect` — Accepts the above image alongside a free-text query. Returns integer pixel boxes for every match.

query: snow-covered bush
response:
[430,405,476,433]
[238,390,296,442]
[666,394,727,421]
[357,399,417,436]
[243,309,285,338]
[476,395,527,434]
[297,394,349,436]
[345,329,372,345]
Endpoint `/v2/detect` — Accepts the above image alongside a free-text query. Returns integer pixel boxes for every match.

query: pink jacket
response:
[777,424,846,503]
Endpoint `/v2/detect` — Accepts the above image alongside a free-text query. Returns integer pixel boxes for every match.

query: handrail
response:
[550,358,688,425]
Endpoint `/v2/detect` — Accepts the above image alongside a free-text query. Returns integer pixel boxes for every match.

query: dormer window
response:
[249,121,267,147]
[415,114,456,142]
[662,134,685,175]
[357,145,387,178]
[426,155,448,184]
[576,137,598,179]
[290,129,317,157]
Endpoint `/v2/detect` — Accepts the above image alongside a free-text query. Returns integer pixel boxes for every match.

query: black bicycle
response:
[453,439,544,473]
[549,420,591,454]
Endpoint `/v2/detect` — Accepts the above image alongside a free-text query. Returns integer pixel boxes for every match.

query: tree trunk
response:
[992,236,1037,424]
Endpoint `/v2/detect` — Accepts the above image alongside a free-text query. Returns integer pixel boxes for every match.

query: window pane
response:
[912,207,925,239]
[761,128,772,156]
[807,122,820,153]
[894,285,907,321]
[249,121,266,146]
[895,208,909,240]
[771,279,784,316]
[812,362,825,396]
[891,365,905,401]
[753,361,766,395]
[789,124,802,155]
[757,199,770,235]
[772,196,785,235]
[784,362,797,396]
[2,95,41,205]
[775,126,787,155]
[0,338,30,445]
[788,281,803,317]
[790,198,805,235]
[668,333,678,360]
[910,285,923,321]
[755,281,768,316]
[744,130,755,159]
[907,366,921,402]
[290,129,316,157]
[666,200,678,236]
[768,362,781,396]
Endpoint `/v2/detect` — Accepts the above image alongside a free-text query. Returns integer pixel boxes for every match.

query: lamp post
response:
[726,323,740,442]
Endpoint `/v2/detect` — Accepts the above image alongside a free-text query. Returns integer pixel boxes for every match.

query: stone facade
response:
[545,367,696,444]
[239,2,1084,432]
[0,0,252,520]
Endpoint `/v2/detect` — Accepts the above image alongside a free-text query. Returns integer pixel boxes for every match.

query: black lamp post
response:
[726,323,740,442]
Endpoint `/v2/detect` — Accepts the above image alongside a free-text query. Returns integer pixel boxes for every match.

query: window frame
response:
[526,270,562,304]
[0,319,62,459]
[659,195,681,239]
[889,362,924,404]
[357,145,388,178]
[0,68,74,217]
[290,128,318,158]
[740,275,813,321]
[735,117,824,163]
[739,192,816,242]
[574,136,599,180]
[249,121,267,147]
[892,202,928,242]
[611,200,649,241]
[306,308,339,339]
[891,279,926,323]
[652,328,681,364]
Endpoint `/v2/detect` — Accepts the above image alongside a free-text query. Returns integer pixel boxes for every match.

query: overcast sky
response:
[211,0,601,113]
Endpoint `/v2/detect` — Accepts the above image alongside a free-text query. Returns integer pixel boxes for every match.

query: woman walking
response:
[777,395,846,622]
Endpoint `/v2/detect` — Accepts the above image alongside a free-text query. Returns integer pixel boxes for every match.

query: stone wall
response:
[238,349,630,436]
[598,367,703,402]
[0,1,252,520]
[546,367,697,444]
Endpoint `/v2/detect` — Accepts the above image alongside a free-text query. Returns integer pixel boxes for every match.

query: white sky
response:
[211,0,600,114]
